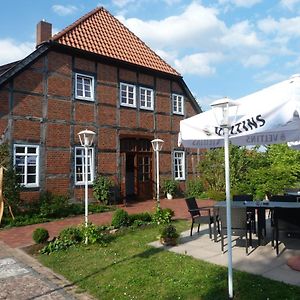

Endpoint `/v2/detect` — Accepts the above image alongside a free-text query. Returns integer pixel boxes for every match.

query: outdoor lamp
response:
[151,139,164,208]
[78,129,96,147]
[78,129,96,244]
[210,97,238,300]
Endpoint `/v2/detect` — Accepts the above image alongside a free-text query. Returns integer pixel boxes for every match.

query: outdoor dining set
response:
[185,195,300,256]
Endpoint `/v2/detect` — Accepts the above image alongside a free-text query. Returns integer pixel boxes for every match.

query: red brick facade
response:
[0,45,200,203]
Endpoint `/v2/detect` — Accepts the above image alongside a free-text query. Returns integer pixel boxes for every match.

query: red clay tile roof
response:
[52,7,180,76]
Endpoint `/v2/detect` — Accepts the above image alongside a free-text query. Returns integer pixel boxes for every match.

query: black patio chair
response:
[233,194,256,234]
[185,197,218,239]
[272,207,300,256]
[219,206,252,255]
[270,195,298,202]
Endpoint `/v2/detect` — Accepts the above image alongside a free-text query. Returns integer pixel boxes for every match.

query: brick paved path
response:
[0,198,214,249]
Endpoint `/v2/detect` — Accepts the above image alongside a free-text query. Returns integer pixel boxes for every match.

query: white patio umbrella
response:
[179,74,300,300]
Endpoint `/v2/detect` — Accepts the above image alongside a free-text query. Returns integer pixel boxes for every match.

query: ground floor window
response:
[173,150,185,180]
[75,147,94,185]
[14,144,39,187]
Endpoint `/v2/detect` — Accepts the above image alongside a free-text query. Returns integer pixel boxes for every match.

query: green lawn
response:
[38,221,300,300]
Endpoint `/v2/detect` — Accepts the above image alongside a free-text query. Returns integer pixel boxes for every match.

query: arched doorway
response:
[120,138,153,200]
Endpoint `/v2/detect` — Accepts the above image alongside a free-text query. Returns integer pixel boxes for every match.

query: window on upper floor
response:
[75,73,94,101]
[14,144,39,188]
[75,147,95,185]
[173,150,185,180]
[172,93,184,115]
[139,87,154,110]
[120,82,136,108]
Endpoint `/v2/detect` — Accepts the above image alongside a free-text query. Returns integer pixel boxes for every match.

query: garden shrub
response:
[41,223,113,254]
[186,179,204,198]
[111,209,129,228]
[152,207,174,225]
[128,212,152,225]
[32,227,49,244]
[93,175,114,205]
[206,190,226,201]
[39,191,69,218]
[58,226,83,243]
[160,224,180,239]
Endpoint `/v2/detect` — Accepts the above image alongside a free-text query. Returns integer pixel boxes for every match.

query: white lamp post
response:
[210,97,238,300]
[78,129,96,243]
[151,138,164,208]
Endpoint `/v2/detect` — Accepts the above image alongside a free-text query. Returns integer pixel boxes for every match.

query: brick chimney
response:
[36,20,52,47]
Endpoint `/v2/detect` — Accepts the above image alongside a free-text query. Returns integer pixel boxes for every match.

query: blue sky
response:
[1,0,300,110]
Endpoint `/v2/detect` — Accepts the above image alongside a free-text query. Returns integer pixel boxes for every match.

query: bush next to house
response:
[32,227,49,244]
[39,191,70,218]
[162,179,179,197]
[186,178,204,198]
[93,175,114,205]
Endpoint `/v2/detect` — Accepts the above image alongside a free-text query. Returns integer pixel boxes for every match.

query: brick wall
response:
[0,49,200,202]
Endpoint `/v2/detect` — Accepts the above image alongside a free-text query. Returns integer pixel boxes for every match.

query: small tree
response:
[93,175,114,205]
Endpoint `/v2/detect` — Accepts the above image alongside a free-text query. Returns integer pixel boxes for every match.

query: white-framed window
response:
[120,82,136,107]
[172,93,184,115]
[14,144,39,187]
[139,87,154,110]
[75,147,95,185]
[75,73,94,101]
[173,150,185,180]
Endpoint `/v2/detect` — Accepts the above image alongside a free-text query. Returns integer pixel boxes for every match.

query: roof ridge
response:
[52,7,180,76]
[106,10,180,76]
[52,6,103,41]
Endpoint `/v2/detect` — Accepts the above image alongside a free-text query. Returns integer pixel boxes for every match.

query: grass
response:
[38,221,300,300]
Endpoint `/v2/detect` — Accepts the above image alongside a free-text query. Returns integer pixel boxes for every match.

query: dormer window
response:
[172,93,184,115]
[75,73,94,101]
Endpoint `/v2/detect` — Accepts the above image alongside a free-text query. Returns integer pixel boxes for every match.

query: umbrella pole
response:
[224,127,233,299]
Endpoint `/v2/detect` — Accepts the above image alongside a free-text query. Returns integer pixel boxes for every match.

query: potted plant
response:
[160,224,179,246]
[162,179,178,200]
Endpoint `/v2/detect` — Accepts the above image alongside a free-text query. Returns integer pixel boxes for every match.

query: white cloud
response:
[118,2,226,50]
[258,16,300,38]
[0,39,34,66]
[174,52,224,76]
[163,0,182,5]
[253,71,286,84]
[112,0,136,8]
[218,0,261,8]
[280,0,300,10]
[242,54,270,68]
[221,21,262,49]
[52,4,78,16]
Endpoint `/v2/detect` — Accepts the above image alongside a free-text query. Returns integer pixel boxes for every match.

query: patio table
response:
[213,201,300,245]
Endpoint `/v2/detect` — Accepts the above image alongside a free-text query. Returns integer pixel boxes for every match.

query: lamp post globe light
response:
[151,138,164,208]
[210,97,238,300]
[78,129,96,241]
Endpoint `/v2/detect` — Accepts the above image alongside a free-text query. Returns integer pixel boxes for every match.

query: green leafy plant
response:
[58,226,82,243]
[162,179,178,196]
[39,191,69,218]
[160,224,180,239]
[206,190,226,201]
[159,224,179,246]
[186,178,204,198]
[32,227,49,244]
[152,207,174,225]
[111,209,129,228]
[41,223,113,254]
[93,175,114,205]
